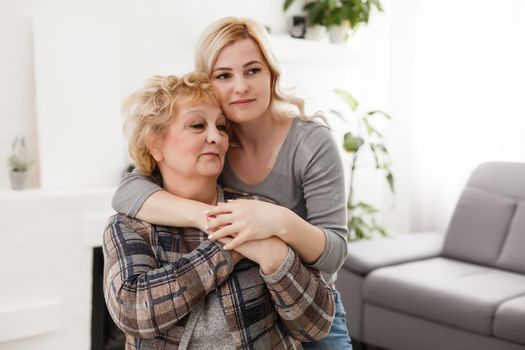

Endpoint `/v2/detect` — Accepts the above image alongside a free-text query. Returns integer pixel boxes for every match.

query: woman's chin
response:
[197,166,223,178]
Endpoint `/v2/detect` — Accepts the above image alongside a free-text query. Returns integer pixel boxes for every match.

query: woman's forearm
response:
[136,191,212,230]
[278,207,326,264]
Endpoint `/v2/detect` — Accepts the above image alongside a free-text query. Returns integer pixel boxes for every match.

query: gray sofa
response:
[336,162,525,350]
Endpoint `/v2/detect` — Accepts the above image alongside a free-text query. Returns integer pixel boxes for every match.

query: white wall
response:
[389,0,525,232]
[0,0,299,190]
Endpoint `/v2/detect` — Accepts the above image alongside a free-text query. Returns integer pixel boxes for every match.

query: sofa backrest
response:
[442,162,525,273]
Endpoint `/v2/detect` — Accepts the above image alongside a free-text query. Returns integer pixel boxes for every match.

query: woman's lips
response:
[201,152,220,158]
[231,98,255,106]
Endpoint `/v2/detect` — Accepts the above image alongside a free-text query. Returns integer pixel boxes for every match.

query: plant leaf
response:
[283,0,295,11]
[343,132,364,153]
[355,201,378,213]
[363,117,383,138]
[330,109,347,122]
[335,88,358,111]
[376,225,388,237]
[369,144,381,169]
[369,0,384,12]
[386,171,395,194]
[367,110,392,120]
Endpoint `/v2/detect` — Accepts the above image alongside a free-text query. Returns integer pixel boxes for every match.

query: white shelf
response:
[0,300,62,343]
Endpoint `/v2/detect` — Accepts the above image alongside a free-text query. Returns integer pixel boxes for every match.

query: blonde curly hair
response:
[124,72,220,176]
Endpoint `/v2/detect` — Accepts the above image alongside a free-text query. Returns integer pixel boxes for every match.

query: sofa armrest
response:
[343,231,445,275]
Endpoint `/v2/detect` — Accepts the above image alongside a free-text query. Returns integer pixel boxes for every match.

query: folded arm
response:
[263,248,336,342]
[223,236,335,342]
[102,215,234,338]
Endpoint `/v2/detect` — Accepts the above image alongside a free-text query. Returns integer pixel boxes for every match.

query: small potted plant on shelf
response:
[330,88,394,241]
[283,0,383,44]
[7,135,32,190]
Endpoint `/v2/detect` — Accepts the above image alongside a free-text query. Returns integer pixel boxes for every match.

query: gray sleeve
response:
[111,169,164,218]
[298,125,349,275]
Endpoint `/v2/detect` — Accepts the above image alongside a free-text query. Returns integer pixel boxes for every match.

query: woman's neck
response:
[234,112,292,153]
[163,175,218,205]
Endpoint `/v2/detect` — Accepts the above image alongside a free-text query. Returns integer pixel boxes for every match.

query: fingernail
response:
[204,209,209,214]
[223,245,230,250]
[208,234,214,240]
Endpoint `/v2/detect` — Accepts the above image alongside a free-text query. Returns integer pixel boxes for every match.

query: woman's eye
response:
[217,124,228,132]
[190,124,205,130]
[214,72,231,80]
[246,67,261,75]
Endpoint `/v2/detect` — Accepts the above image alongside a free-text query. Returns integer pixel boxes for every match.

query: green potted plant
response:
[330,89,394,240]
[291,0,334,41]
[283,0,383,43]
[7,135,32,190]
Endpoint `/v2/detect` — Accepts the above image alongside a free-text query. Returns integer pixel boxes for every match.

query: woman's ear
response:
[148,138,164,162]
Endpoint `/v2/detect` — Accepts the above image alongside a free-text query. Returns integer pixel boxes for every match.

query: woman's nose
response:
[207,126,222,145]
[233,76,249,94]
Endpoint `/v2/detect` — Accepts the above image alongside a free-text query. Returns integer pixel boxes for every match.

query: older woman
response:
[103,72,335,349]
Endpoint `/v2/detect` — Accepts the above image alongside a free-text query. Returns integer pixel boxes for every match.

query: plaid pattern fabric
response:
[103,192,335,349]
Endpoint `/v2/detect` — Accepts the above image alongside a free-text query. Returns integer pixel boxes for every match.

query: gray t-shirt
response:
[182,247,296,350]
[112,118,348,282]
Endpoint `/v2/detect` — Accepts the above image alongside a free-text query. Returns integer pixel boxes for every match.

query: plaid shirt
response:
[103,190,335,349]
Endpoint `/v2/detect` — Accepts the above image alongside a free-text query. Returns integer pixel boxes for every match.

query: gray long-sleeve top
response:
[112,118,348,283]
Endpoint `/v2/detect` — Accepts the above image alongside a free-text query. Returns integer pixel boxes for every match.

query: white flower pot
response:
[328,24,354,44]
[9,170,27,190]
[305,25,329,42]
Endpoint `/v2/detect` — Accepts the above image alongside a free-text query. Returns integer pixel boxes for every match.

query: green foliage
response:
[332,89,394,241]
[284,0,383,29]
[7,135,31,172]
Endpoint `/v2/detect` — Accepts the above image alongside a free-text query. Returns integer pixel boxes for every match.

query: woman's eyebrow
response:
[212,60,263,73]
[181,109,205,118]
[243,60,262,68]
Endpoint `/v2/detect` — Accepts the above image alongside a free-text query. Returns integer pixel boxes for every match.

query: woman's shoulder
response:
[289,118,335,152]
[291,118,332,142]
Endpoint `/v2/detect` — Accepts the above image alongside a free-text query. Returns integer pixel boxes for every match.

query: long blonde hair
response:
[195,17,324,123]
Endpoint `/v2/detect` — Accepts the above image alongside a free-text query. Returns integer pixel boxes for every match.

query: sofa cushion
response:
[442,187,516,266]
[497,201,525,274]
[467,162,525,200]
[344,232,444,275]
[364,257,525,335]
[493,295,525,345]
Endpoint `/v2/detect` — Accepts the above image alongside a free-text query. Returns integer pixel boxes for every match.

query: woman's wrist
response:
[273,208,326,265]
[193,202,214,231]
[259,242,288,275]
[275,206,293,240]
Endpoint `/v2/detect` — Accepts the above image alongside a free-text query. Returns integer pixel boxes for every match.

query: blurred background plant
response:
[8,135,31,172]
[330,89,394,241]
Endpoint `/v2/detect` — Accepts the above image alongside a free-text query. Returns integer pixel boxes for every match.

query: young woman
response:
[112,17,352,349]
[103,72,335,349]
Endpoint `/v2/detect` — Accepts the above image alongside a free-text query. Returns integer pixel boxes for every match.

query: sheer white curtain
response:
[392,0,525,232]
